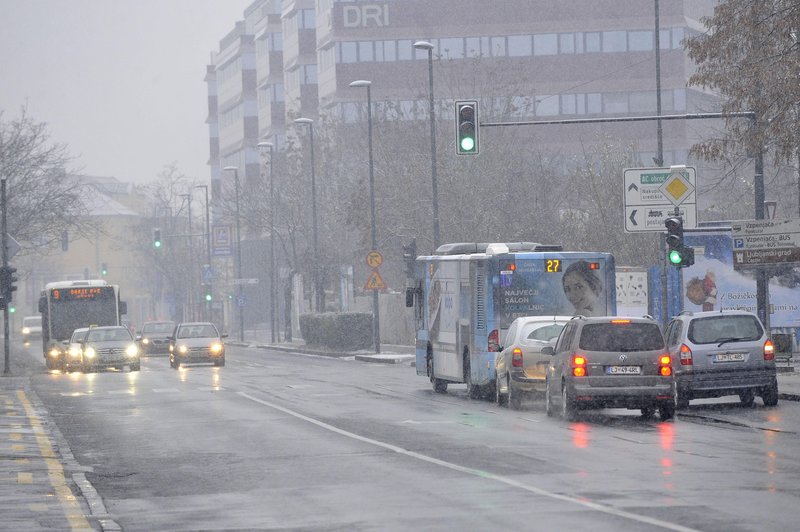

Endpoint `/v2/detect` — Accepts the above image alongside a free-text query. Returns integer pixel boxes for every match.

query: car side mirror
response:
[541,346,555,356]
[220,333,228,338]
[61,340,69,346]
[135,334,142,340]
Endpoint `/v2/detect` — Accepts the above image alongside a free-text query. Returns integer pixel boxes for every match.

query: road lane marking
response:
[16,390,93,530]
[239,391,701,532]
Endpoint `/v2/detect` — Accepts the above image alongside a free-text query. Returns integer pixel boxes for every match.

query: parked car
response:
[21,315,43,344]
[64,327,91,372]
[544,316,675,421]
[495,315,572,409]
[136,320,176,356]
[665,310,778,408]
[79,326,140,372]
[169,322,226,368]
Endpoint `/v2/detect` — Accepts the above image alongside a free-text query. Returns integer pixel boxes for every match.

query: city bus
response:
[407,242,616,399]
[38,280,128,370]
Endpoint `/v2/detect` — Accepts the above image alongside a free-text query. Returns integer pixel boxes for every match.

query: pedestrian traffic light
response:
[101,262,108,276]
[153,228,162,248]
[402,240,417,278]
[664,216,694,267]
[0,265,18,301]
[455,100,479,155]
[203,288,212,302]
[8,305,15,314]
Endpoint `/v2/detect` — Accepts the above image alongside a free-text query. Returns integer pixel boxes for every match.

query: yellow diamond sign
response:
[659,168,695,206]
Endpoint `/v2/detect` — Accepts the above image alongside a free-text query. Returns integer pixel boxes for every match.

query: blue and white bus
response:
[407,242,616,398]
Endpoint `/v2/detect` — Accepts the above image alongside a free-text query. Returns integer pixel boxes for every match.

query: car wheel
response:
[214,358,225,367]
[508,377,522,410]
[659,402,675,421]
[676,391,690,409]
[495,373,508,407]
[428,355,447,394]
[739,389,755,407]
[545,379,554,417]
[762,379,779,407]
[561,383,576,421]
[640,406,656,419]
[130,363,140,372]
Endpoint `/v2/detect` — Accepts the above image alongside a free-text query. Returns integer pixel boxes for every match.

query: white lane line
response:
[239,391,700,532]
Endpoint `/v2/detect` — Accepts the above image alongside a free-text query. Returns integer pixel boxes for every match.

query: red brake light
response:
[660,355,671,366]
[572,354,587,377]
[588,262,600,270]
[764,339,775,361]
[679,343,693,365]
[512,348,523,367]
[573,355,586,366]
[488,329,500,352]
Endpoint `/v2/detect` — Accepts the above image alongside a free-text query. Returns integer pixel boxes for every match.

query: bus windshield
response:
[48,286,118,340]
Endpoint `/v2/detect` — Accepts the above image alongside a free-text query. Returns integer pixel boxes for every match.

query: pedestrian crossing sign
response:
[364,270,387,290]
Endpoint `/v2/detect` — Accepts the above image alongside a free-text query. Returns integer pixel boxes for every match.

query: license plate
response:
[714,353,745,363]
[605,365,641,375]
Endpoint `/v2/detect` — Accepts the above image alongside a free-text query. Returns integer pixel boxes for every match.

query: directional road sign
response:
[731,218,800,269]
[233,278,260,285]
[623,167,697,233]
[4,234,20,260]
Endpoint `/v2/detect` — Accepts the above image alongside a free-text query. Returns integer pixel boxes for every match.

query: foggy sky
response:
[0,0,252,184]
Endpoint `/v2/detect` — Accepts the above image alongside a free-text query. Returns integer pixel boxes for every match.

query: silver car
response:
[79,326,140,372]
[665,310,778,408]
[169,322,226,368]
[544,316,675,420]
[495,316,571,409]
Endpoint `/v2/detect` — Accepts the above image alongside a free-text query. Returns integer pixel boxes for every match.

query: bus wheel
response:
[464,354,482,400]
[428,355,447,393]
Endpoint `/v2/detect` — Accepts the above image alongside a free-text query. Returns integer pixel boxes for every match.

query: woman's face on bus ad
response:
[562,271,598,313]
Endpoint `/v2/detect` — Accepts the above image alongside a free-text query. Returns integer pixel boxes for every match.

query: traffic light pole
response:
[2,177,10,376]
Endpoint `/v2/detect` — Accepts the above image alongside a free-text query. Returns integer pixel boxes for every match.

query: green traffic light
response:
[668,249,682,264]
[9,306,15,313]
[154,241,161,248]
[205,293,212,302]
[460,136,475,152]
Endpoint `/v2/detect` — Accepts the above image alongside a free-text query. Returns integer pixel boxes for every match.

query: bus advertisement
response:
[38,280,127,370]
[408,242,616,399]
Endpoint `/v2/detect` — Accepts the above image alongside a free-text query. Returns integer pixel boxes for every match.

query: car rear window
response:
[522,323,565,342]
[578,322,665,352]
[688,315,763,345]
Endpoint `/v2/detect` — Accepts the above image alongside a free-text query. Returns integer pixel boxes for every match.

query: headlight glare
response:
[126,344,138,357]
[179,345,188,354]
[142,338,150,345]
[84,347,96,359]
[210,342,223,354]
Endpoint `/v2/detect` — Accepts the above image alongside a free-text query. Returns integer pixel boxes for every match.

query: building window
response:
[508,35,532,56]
[559,33,575,54]
[536,96,559,116]
[533,33,558,55]
[585,32,601,53]
[440,37,465,59]
[398,40,413,60]
[340,42,357,63]
[602,31,627,52]
[604,92,628,114]
[490,36,506,57]
[628,30,652,52]
[383,40,396,61]
[629,91,655,112]
[560,93,577,115]
[587,93,602,114]
[358,41,374,62]
[466,37,482,57]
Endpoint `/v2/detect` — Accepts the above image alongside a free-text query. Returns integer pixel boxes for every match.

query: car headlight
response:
[178,345,188,354]
[22,327,31,335]
[84,347,96,359]
[48,348,61,357]
[126,344,138,357]
[69,347,81,358]
[210,342,223,354]
[142,338,150,345]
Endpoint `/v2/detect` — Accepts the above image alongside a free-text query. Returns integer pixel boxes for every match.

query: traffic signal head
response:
[204,289,213,302]
[101,262,108,276]
[402,240,417,278]
[0,265,18,302]
[455,100,479,155]
[153,228,162,248]
[664,216,684,265]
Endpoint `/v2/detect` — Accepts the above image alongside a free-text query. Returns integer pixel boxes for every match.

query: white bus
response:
[38,279,127,370]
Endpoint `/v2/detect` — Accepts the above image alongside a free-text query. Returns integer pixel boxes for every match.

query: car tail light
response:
[512,348,523,367]
[679,344,693,365]
[659,354,672,376]
[764,339,775,361]
[611,319,631,324]
[488,329,500,352]
[572,353,587,377]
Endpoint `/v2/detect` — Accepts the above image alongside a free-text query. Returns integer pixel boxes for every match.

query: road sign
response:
[366,251,383,268]
[731,218,800,269]
[233,278,260,285]
[623,167,697,233]
[202,264,214,283]
[236,294,247,308]
[4,234,20,260]
[364,270,386,290]
[212,225,232,256]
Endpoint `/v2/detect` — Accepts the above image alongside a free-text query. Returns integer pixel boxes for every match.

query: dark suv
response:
[544,316,675,420]
[665,310,778,408]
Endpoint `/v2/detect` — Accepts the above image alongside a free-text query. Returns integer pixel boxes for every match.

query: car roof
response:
[177,322,216,327]
[573,315,657,324]
[514,315,573,323]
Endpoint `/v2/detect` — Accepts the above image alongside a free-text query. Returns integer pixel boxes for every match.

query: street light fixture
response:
[223,165,245,342]
[413,40,440,250]
[194,184,212,321]
[293,117,321,313]
[349,79,381,353]
[257,140,277,344]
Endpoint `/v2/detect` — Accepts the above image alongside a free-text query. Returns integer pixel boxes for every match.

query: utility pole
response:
[2,176,10,375]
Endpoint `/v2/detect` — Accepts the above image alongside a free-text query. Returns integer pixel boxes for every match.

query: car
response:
[169,322,226,368]
[136,320,176,356]
[21,315,43,344]
[63,327,91,372]
[78,326,140,372]
[495,315,572,409]
[544,316,675,421]
[664,309,778,408]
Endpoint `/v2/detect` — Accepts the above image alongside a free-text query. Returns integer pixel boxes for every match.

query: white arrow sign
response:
[623,167,698,233]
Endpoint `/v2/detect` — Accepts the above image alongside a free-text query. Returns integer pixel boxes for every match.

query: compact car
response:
[495,315,571,409]
[169,322,226,368]
[665,310,778,408]
[79,326,140,372]
[64,327,91,372]
[544,316,675,420]
[136,320,176,356]
[21,315,43,344]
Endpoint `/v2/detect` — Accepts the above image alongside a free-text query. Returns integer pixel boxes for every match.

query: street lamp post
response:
[194,185,212,321]
[413,40,440,250]
[257,141,277,344]
[293,118,321,313]
[349,80,381,353]
[223,166,245,341]
[179,193,194,321]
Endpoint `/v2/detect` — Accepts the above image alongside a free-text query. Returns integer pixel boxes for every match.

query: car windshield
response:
[177,324,218,339]
[579,322,665,351]
[143,322,175,334]
[86,328,133,342]
[70,330,87,342]
[522,322,565,342]
[24,317,42,327]
[688,315,763,344]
